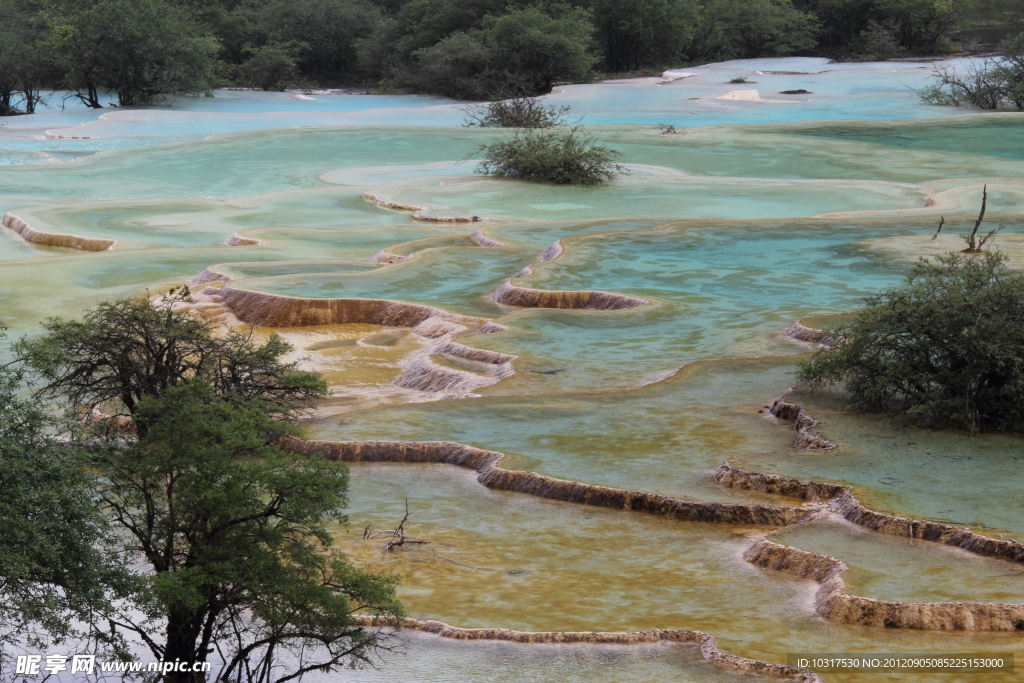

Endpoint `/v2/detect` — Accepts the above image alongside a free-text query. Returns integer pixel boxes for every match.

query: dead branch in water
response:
[931,216,944,240]
[960,185,999,252]
[364,500,434,554]
[363,502,507,572]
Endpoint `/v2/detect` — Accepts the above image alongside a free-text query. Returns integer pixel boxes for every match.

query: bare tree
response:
[960,185,999,252]
[364,501,433,554]
[928,63,1006,109]
[462,96,571,128]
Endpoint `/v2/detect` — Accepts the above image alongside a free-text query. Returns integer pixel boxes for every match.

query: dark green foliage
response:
[860,19,906,58]
[585,0,698,72]
[396,31,497,99]
[874,0,963,53]
[16,290,328,437]
[796,0,877,51]
[709,0,820,58]
[239,41,302,90]
[374,0,504,67]
[47,0,219,107]
[463,96,570,128]
[249,0,384,80]
[91,382,403,681]
[677,0,819,62]
[0,0,993,109]
[483,6,597,94]
[798,251,1024,432]
[0,0,53,115]
[475,125,625,185]
[8,295,400,680]
[0,326,130,654]
[394,5,597,99]
[798,0,968,55]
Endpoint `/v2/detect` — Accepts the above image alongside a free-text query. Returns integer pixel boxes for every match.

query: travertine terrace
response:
[5,56,1024,682]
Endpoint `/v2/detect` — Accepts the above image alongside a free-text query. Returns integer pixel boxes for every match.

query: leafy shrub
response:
[475,125,625,185]
[798,251,1024,432]
[916,81,964,106]
[463,96,571,128]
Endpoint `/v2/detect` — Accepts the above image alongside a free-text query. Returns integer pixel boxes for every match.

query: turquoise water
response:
[478,217,995,387]
[306,358,798,503]
[742,388,1024,539]
[238,247,534,313]
[359,174,929,221]
[3,57,1024,682]
[771,515,1024,603]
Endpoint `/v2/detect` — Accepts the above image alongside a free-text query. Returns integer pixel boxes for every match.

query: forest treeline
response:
[0,0,1013,112]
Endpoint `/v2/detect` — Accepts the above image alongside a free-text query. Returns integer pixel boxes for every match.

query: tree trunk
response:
[20,79,43,114]
[77,84,103,109]
[163,607,208,683]
[962,185,987,252]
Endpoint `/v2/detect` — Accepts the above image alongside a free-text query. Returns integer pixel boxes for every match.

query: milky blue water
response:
[0,57,999,160]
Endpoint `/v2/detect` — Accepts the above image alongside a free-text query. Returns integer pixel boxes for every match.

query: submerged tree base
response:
[798,251,1024,432]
